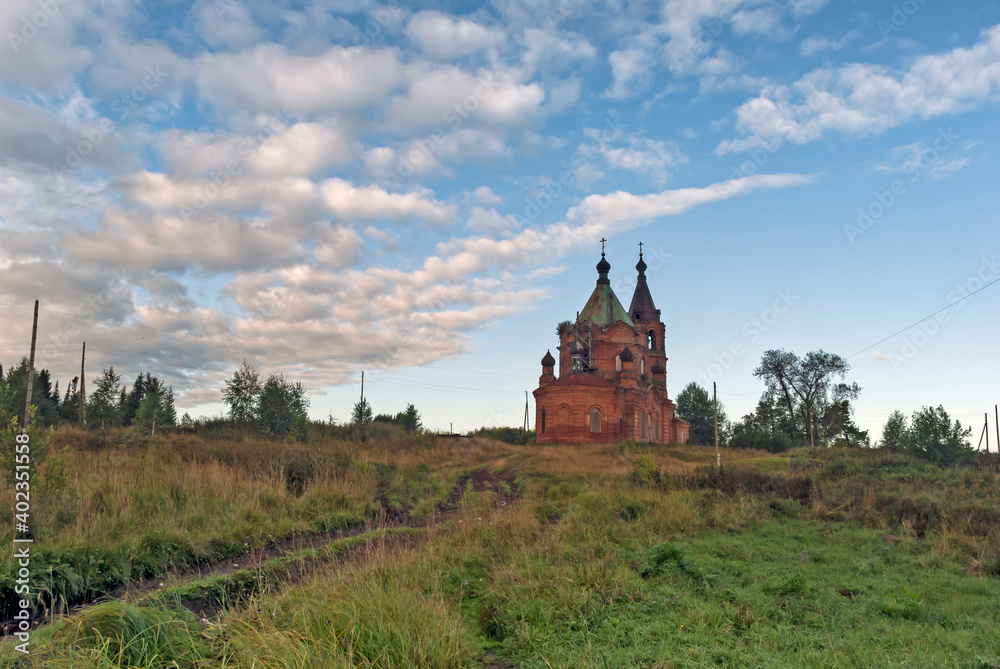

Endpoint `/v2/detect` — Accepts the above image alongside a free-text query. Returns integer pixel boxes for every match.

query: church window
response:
[541,409,546,434]
[647,414,653,442]
[640,358,645,375]
[589,408,601,433]
[557,405,572,429]
[615,354,622,371]
[648,331,655,349]
[654,414,659,441]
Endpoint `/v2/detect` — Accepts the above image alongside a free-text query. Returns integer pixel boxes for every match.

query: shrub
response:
[629,454,661,487]
[639,541,700,579]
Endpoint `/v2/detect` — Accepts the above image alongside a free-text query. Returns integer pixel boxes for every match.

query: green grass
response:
[3,437,1000,668]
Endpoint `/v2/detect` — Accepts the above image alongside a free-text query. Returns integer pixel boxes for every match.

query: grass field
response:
[2,427,999,667]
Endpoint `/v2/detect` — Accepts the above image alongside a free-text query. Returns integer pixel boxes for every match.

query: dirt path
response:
[2,465,520,636]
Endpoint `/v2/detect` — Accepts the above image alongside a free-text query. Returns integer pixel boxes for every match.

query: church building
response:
[533,244,689,444]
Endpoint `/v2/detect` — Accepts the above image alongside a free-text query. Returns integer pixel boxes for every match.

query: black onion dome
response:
[651,361,665,374]
[619,346,633,362]
[541,350,556,367]
[636,256,647,274]
[596,254,611,273]
[570,340,586,355]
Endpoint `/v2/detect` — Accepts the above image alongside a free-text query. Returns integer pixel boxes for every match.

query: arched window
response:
[640,358,645,375]
[541,409,546,434]
[646,414,653,442]
[654,414,659,442]
[615,354,622,372]
[589,408,601,433]
[648,331,655,349]
[557,405,572,429]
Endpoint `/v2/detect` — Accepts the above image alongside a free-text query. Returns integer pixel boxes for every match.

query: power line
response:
[847,274,1000,360]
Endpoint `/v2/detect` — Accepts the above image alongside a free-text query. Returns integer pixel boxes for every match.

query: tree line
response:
[0,358,175,435]
[1,355,425,445]
[223,360,423,441]
[676,348,974,465]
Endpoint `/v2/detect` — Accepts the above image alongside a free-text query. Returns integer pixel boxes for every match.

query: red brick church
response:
[533,243,689,444]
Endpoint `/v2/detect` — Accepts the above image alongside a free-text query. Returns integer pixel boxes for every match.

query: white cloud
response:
[87,40,190,112]
[428,172,814,285]
[64,208,304,274]
[876,142,970,180]
[729,7,784,38]
[573,130,688,187]
[466,206,520,235]
[405,11,504,59]
[361,127,513,183]
[718,23,1000,153]
[660,0,744,74]
[470,186,503,206]
[313,225,365,270]
[159,121,356,179]
[522,27,596,76]
[320,178,455,223]
[542,78,582,115]
[0,98,121,171]
[693,48,764,93]
[195,44,403,114]
[0,0,94,92]
[602,136,689,186]
[386,64,545,130]
[193,0,264,50]
[569,172,815,228]
[605,45,656,99]
[798,30,859,57]
[788,0,832,19]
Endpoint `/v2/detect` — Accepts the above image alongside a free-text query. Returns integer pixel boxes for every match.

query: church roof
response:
[628,253,659,323]
[579,284,634,327]
[578,252,634,327]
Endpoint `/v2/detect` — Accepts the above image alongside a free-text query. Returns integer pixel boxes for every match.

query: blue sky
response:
[1,0,998,441]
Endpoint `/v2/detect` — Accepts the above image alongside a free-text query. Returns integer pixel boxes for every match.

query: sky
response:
[0,0,998,442]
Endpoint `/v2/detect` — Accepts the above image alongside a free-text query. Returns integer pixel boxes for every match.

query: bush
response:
[639,542,701,579]
[629,454,661,487]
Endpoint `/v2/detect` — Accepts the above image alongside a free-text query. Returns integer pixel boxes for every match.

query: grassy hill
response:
[2,427,999,667]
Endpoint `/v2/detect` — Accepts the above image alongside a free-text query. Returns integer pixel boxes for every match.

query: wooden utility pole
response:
[22,300,39,430]
[523,391,529,432]
[79,342,86,425]
[995,405,998,454]
[987,413,991,452]
[713,382,720,467]
[360,370,364,404]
